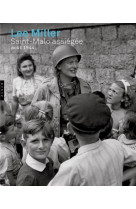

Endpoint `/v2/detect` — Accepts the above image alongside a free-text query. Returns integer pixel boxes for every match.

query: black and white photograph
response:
[1,23,136,187]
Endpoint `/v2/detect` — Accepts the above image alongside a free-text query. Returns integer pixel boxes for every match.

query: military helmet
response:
[52,45,81,67]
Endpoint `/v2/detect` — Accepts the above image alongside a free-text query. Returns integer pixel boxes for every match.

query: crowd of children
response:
[1,45,136,186]
[1,82,136,185]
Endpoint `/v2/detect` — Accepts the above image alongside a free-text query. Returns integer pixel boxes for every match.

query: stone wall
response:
[0,23,136,103]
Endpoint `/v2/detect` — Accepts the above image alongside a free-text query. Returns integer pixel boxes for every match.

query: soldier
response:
[32,45,91,137]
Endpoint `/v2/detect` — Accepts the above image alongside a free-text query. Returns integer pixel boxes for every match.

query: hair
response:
[0,114,15,136]
[93,91,106,103]
[24,101,53,122]
[115,81,131,109]
[128,95,136,113]
[23,119,55,141]
[17,53,36,77]
[24,105,39,121]
[99,117,113,140]
[122,111,136,139]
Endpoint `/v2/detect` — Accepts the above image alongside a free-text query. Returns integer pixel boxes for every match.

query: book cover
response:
[1,23,136,188]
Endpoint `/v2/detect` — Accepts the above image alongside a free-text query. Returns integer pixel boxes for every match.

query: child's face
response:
[25,130,53,163]
[107,83,124,105]
[4,125,17,143]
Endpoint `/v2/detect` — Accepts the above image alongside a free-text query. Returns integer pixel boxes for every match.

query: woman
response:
[32,45,91,137]
[12,53,44,119]
[107,79,131,138]
[12,54,45,158]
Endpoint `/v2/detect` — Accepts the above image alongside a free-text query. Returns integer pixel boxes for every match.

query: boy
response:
[0,114,22,186]
[48,93,136,186]
[21,101,70,171]
[16,119,55,186]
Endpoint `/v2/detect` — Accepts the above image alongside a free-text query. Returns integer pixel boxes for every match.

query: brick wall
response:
[0,23,136,103]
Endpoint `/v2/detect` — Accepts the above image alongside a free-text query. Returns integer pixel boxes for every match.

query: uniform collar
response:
[77,140,102,155]
[26,154,49,172]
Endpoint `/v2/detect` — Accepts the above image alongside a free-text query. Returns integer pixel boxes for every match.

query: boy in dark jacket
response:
[17,119,55,186]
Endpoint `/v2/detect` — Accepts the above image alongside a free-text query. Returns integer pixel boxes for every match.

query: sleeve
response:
[5,151,13,172]
[122,143,136,167]
[54,137,70,163]
[123,167,136,182]
[16,173,37,186]
[12,79,17,97]
[48,161,80,186]
[48,137,70,170]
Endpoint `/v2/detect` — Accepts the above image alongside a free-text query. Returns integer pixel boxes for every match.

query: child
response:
[0,114,22,185]
[107,79,131,139]
[118,111,136,186]
[0,146,10,186]
[0,100,12,116]
[16,119,55,186]
[48,93,136,186]
[22,101,70,171]
[118,111,136,149]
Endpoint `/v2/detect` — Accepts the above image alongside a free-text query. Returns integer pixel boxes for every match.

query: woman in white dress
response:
[12,53,44,120]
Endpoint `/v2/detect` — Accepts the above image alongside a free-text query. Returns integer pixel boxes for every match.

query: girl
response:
[107,79,131,138]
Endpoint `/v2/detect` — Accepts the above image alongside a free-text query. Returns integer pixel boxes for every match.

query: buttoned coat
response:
[32,76,91,136]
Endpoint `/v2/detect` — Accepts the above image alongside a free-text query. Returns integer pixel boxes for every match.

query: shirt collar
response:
[77,140,102,155]
[26,154,49,172]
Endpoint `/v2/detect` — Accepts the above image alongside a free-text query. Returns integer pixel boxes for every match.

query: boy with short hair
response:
[16,119,55,186]
[48,93,136,186]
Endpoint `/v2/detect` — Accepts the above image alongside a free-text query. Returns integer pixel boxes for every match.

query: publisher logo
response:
[0,80,4,100]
